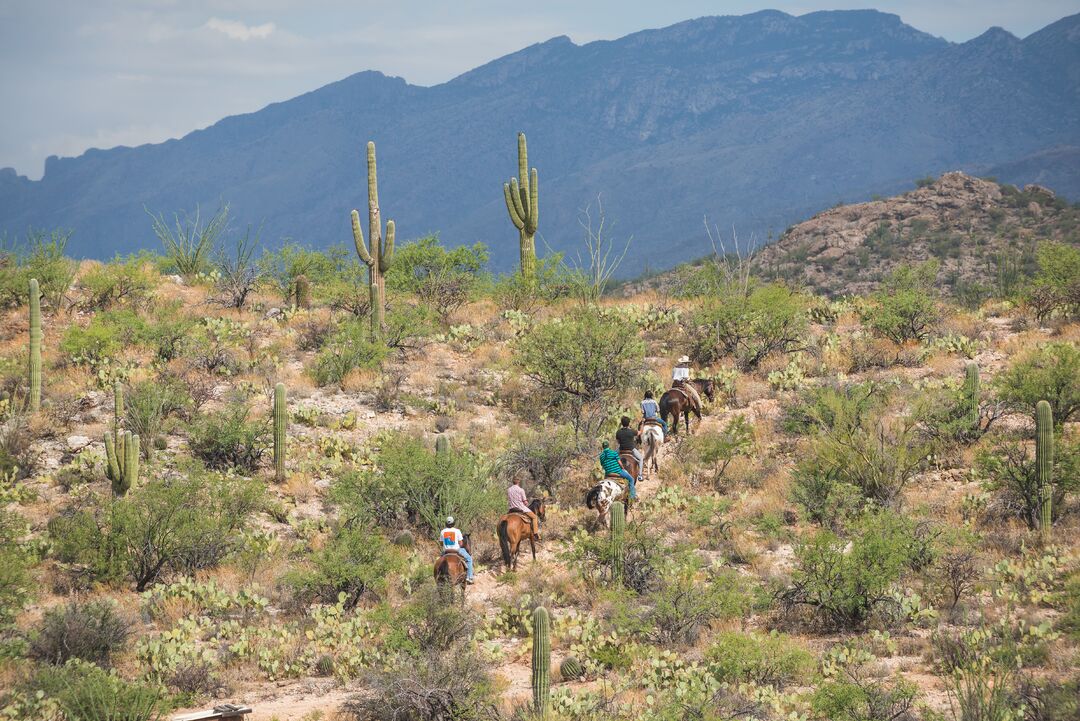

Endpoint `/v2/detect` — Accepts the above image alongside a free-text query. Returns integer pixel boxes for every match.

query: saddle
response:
[619,449,636,459]
[507,509,532,520]
[441,549,461,557]
[642,418,663,428]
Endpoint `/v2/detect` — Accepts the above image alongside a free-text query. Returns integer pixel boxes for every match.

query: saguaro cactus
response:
[503,132,539,281]
[112,381,124,445]
[610,501,626,584]
[531,605,550,716]
[1036,400,1053,543]
[963,362,980,434]
[273,383,287,481]
[293,274,311,309]
[105,430,139,496]
[435,435,450,456]
[351,141,395,341]
[28,278,42,412]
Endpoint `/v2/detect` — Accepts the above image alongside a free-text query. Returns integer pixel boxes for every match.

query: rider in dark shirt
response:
[614,416,643,484]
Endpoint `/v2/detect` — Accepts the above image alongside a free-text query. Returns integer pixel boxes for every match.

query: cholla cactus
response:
[28,278,42,412]
[273,383,287,481]
[503,132,539,281]
[531,606,550,715]
[1036,400,1053,543]
[351,141,395,341]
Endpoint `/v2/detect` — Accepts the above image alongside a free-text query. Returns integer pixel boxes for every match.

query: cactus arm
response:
[509,178,528,222]
[128,434,140,490]
[104,433,120,482]
[504,184,526,230]
[528,167,539,233]
[351,209,372,266]
[381,220,395,272]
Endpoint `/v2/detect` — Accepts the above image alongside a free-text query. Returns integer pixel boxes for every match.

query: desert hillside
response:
[0,222,1077,721]
[752,172,1080,299]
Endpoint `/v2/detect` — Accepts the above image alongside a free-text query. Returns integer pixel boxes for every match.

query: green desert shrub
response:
[386,235,488,320]
[491,256,572,313]
[29,599,130,667]
[284,525,401,609]
[143,303,198,362]
[685,282,808,370]
[80,255,158,311]
[1026,241,1080,320]
[977,436,1080,528]
[49,474,262,591]
[332,433,501,534]
[0,509,34,653]
[811,674,918,721]
[311,319,389,386]
[27,659,166,721]
[262,242,346,300]
[124,377,188,459]
[644,565,755,645]
[0,228,78,311]
[994,342,1080,425]
[780,512,919,629]
[515,307,646,436]
[705,630,814,688]
[382,301,439,352]
[863,260,941,343]
[187,402,270,472]
[496,429,581,498]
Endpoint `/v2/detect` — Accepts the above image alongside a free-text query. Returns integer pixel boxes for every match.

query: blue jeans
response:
[614,468,637,499]
[453,548,474,579]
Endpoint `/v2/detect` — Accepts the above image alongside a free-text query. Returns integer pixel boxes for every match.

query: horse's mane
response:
[529,498,543,513]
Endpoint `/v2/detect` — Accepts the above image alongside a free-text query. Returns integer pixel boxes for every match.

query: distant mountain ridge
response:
[2,9,1079,273]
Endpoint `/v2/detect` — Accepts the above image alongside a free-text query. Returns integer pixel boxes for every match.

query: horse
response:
[433,534,470,601]
[618,449,641,486]
[585,478,624,525]
[659,378,715,435]
[496,499,546,571]
[639,422,663,479]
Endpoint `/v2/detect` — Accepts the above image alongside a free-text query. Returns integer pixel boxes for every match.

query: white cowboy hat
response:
[677,355,690,363]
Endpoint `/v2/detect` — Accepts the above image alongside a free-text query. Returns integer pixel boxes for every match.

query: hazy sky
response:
[1,0,1076,179]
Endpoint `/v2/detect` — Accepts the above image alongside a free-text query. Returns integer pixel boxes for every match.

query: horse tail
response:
[658,394,672,422]
[434,556,448,583]
[585,486,600,509]
[497,519,511,568]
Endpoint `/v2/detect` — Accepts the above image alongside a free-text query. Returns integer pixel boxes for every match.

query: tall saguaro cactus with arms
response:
[503,132,539,281]
[351,141,395,341]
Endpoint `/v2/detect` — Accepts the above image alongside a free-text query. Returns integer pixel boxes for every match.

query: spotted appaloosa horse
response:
[659,378,715,435]
[585,478,624,525]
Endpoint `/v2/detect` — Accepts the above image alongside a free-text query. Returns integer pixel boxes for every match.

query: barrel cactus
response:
[351,141,395,341]
[1036,400,1053,543]
[28,278,41,412]
[531,606,550,715]
[503,132,539,281]
[560,656,583,681]
[273,383,287,482]
[610,501,626,584]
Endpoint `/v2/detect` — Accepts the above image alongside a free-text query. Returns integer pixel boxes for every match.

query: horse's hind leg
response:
[530,536,536,562]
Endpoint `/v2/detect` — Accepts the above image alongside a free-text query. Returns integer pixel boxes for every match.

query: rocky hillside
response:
[753,172,1080,297]
[2,11,1079,271]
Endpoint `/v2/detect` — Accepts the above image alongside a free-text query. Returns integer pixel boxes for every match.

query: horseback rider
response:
[672,355,702,407]
[640,390,668,438]
[508,475,540,541]
[439,516,474,584]
[599,440,636,500]
[616,415,643,485]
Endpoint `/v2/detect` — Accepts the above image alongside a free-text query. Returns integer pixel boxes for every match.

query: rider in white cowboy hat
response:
[671,355,701,406]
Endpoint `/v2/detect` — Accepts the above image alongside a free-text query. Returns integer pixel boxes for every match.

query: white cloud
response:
[204,17,275,41]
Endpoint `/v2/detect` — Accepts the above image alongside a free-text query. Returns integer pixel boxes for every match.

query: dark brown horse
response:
[496,499,546,571]
[619,450,641,484]
[434,535,470,600]
[659,378,715,435]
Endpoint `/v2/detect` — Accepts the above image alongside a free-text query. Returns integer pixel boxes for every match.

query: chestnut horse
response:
[496,499,546,571]
[659,378,715,435]
[433,534,470,600]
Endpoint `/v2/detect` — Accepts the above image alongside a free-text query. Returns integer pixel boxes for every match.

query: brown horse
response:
[496,499,546,571]
[434,534,470,600]
[619,450,641,485]
[659,378,715,435]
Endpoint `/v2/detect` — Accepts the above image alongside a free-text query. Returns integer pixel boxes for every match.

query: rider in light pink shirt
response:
[507,477,539,540]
